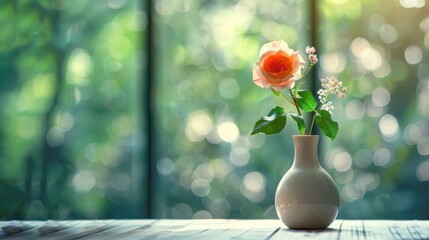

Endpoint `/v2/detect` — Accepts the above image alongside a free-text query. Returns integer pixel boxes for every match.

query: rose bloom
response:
[253,40,305,91]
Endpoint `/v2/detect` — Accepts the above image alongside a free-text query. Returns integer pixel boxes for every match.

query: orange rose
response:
[253,40,305,91]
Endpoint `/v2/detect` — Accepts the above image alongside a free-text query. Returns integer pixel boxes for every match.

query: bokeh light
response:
[3,0,429,221]
[379,114,400,138]
[399,0,426,8]
[321,0,429,219]
[217,121,239,143]
[416,161,429,181]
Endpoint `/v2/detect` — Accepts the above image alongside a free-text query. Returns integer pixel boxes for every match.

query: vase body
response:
[275,135,339,229]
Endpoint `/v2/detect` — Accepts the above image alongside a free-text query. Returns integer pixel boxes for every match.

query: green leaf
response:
[296,90,317,112]
[315,110,338,140]
[271,88,280,96]
[290,112,306,135]
[251,106,286,135]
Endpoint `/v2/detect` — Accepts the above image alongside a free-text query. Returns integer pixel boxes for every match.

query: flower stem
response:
[296,65,314,92]
[309,93,334,134]
[280,92,294,105]
[309,111,317,135]
[302,64,314,78]
[289,89,302,117]
[289,89,309,134]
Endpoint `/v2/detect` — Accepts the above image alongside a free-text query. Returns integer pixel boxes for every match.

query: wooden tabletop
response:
[0,219,428,239]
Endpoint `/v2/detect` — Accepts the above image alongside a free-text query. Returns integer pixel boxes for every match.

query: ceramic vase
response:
[275,135,339,229]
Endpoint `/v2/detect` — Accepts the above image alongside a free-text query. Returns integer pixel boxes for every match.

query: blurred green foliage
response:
[1,0,429,220]
[320,0,429,219]
[154,0,429,220]
[0,0,145,219]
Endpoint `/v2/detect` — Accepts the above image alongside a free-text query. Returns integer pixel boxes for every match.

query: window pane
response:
[0,0,145,219]
[154,0,307,218]
[320,0,429,218]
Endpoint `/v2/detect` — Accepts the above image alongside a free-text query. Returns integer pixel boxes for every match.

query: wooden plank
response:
[0,221,44,240]
[79,220,155,240]
[66,219,189,240]
[237,227,280,240]
[35,220,116,240]
[0,219,428,239]
[360,220,391,240]
[338,220,374,240]
[386,220,429,240]
[160,219,229,240]
[229,220,281,240]
[183,228,230,239]
[269,220,343,240]
[155,219,282,240]
[187,220,281,240]
[412,220,429,239]
[90,219,193,240]
[155,219,231,240]
[388,221,415,240]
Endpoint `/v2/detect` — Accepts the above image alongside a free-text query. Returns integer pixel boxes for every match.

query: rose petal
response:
[271,82,295,91]
[253,64,271,89]
[253,40,306,91]
[260,40,293,57]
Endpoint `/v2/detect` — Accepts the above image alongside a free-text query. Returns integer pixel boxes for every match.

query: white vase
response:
[275,135,339,229]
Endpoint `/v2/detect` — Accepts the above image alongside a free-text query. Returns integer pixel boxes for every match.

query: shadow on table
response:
[279,227,337,232]
[279,227,365,236]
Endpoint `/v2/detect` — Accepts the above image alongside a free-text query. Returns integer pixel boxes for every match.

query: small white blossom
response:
[308,54,318,64]
[305,46,318,64]
[321,101,334,114]
[306,46,316,54]
[338,87,347,98]
[317,76,347,114]
[319,76,347,98]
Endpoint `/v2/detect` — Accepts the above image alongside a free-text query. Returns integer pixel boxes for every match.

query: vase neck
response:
[292,135,320,168]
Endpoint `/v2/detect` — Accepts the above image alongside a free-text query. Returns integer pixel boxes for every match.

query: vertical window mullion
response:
[310,0,320,136]
[145,0,155,219]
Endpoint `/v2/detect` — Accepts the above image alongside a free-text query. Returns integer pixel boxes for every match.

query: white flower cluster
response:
[317,76,347,114]
[305,46,318,64]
